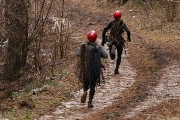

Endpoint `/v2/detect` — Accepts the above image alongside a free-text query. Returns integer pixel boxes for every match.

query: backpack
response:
[76,42,102,86]
[108,19,125,46]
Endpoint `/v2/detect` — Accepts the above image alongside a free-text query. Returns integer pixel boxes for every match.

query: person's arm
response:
[102,21,113,46]
[123,23,131,42]
[99,45,108,58]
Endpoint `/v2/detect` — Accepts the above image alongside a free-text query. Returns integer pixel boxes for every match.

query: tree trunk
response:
[4,0,28,81]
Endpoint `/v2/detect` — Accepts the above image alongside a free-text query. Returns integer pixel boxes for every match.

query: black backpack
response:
[109,19,125,46]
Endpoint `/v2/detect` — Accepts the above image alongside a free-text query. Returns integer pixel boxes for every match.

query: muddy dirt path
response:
[39,40,137,120]
[38,38,180,120]
[125,61,180,119]
[40,1,180,119]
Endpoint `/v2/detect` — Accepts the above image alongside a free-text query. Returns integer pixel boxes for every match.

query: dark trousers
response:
[109,41,123,70]
[83,79,96,102]
[115,44,123,70]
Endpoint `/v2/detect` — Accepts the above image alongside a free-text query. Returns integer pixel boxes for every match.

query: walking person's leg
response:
[81,81,89,103]
[109,45,115,60]
[114,44,123,74]
[88,80,96,108]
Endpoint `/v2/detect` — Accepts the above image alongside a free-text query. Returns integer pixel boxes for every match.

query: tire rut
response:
[124,61,180,119]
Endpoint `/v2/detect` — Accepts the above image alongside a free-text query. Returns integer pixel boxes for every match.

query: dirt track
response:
[39,39,136,120]
[1,0,179,119]
[39,0,180,119]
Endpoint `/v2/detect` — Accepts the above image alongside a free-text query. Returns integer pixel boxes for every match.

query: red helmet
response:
[87,30,97,42]
[114,10,122,19]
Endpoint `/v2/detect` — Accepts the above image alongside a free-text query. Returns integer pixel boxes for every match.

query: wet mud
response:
[125,61,180,119]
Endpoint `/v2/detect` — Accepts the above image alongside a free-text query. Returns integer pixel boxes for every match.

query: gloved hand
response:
[106,41,111,46]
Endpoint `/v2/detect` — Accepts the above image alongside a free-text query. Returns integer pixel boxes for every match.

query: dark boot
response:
[88,101,94,108]
[114,69,119,74]
[81,91,87,103]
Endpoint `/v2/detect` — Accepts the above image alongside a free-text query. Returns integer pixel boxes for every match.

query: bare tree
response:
[1,0,72,81]
[4,0,28,81]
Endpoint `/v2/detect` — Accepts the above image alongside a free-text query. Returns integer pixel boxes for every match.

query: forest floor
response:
[0,0,180,120]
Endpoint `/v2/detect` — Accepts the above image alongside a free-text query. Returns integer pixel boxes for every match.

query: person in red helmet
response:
[76,30,108,108]
[101,10,131,74]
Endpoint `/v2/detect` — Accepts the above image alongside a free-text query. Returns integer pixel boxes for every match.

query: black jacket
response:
[102,19,131,46]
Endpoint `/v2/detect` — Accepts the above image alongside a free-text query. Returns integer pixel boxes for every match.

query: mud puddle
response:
[39,46,137,120]
[125,61,180,119]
